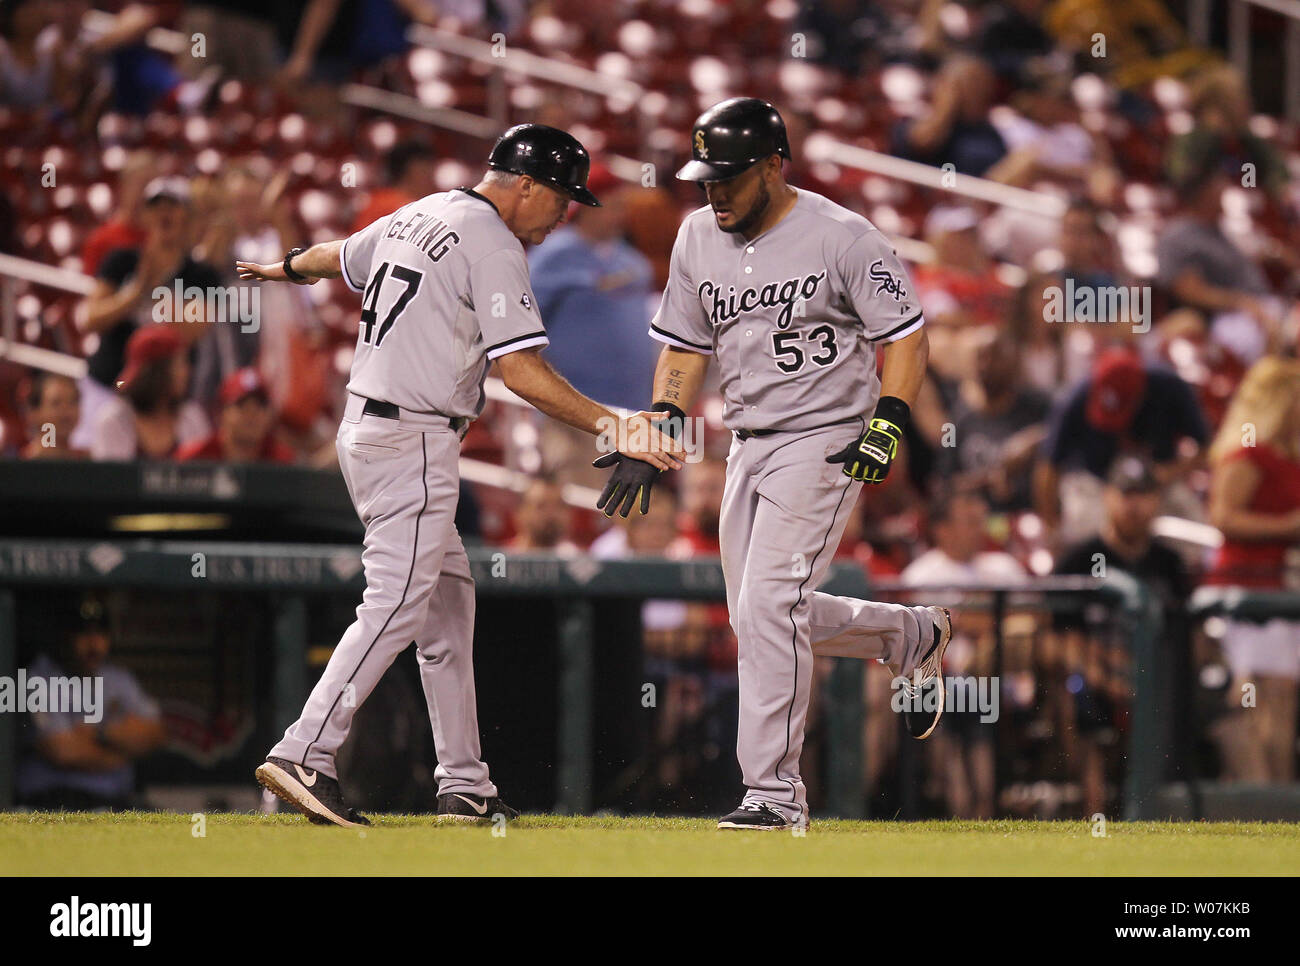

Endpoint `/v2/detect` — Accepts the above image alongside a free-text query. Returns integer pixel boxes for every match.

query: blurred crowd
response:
[2,0,1300,816]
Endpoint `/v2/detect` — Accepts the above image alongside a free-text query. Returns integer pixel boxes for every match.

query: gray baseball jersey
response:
[649,190,924,432]
[650,187,938,826]
[340,188,547,417]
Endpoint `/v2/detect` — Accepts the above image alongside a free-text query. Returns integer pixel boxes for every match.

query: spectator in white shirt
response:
[900,491,1022,818]
[901,491,1028,589]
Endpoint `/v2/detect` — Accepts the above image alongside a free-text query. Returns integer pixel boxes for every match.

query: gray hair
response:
[481,170,522,188]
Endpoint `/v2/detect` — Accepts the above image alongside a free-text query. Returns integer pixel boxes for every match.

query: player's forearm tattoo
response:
[662,369,686,402]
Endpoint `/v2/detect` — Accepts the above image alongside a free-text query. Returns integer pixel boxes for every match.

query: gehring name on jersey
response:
[698,270,827,330]
[383,210,462,262]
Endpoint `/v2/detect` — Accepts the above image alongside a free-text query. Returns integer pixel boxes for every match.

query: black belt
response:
[362,398,401,419]
[362,397,466,432]
[736,419,857,441]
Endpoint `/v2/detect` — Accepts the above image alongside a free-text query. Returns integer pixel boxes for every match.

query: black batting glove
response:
[592,451,661,517]
[826,396,909,484]
[591,402,685,517]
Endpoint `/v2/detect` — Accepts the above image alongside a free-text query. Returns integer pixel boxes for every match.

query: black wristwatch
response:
[283,247,308,283]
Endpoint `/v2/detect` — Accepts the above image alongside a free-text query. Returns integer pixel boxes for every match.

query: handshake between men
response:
[592,395,911,518]
[592,403,687,518]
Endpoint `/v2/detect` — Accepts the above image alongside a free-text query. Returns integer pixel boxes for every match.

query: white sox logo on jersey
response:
[698,271,826,330]
[869,259,906,301]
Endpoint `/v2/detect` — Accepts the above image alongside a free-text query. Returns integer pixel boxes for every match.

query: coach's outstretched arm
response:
[497,348,683,472]
[827,326,929,484]
[237,242,682,472]
[235,240,341,284]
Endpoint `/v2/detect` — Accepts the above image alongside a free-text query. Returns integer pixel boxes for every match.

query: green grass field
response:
[2,813,1298,875]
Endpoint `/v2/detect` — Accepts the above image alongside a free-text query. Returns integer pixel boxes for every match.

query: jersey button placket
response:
[738,244,757,422]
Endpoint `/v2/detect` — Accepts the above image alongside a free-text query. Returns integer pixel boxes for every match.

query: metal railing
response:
[855,574,1165,820]
[402,22,652,153]
[339,84,501,140]
[804,133,1069,219]
[1190,583,1300,621]
[81,9,189,56]
[406,24,644,102]
[0,543,1215,818]
[0,254,92,379]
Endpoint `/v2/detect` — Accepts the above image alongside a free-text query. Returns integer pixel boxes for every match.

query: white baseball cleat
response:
[903,606,953,740]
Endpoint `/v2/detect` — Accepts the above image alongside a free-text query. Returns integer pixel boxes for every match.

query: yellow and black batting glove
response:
[826,396,909,484]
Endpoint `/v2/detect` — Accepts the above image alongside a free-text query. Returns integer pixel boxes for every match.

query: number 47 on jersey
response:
[360,261,423,347]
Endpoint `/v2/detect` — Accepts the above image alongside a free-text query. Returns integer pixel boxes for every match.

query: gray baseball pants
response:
[269,395,496,797]
[720,422,935,824]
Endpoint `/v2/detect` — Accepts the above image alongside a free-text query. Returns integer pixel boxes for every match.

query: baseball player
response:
[595,99,953,830]
[236,125,683,827]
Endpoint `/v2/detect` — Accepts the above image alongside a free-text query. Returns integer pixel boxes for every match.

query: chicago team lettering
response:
[698,271,826,330]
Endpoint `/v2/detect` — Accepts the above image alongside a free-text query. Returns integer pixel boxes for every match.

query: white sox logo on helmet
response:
[695,129,709,159]
[698,271,827,331]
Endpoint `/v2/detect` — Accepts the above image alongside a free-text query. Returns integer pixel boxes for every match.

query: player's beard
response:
[717,180,770,235]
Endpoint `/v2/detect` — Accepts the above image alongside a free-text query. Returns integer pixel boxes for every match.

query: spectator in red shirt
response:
[914,205,1014,383]
[1206,357,1300,782]
[80,151,154,277]
[350,140,437,234]
[75,176,221,450]
[914,206,1012,329]
[176,368,296,464]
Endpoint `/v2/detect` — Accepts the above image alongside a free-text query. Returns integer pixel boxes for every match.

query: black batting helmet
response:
[487,124,602,206]
[676,97,791,183]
